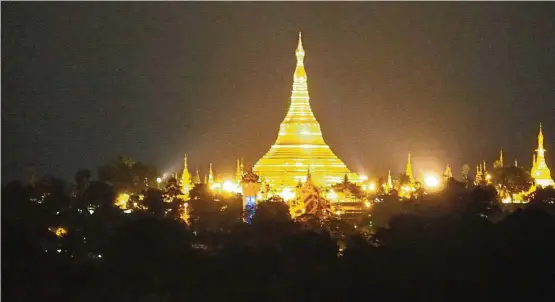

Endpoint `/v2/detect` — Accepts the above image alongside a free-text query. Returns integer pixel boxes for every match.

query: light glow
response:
[278,187,296,201]
[423,174,440,188]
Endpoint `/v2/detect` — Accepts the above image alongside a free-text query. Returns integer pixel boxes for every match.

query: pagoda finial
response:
[295,32,305,66]
[500,149,504,167]
[537,122,545,152]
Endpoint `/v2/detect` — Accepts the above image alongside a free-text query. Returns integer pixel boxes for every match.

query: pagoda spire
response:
[537,123,545,153]
[180,154,192,195]
[405,152,414,183]
[500,149,504,167]
[208,163,214,185]
[387,170,393,190]
[235,159,242,182]
[444,164,453,179]
[296,32,305,66]
[193,168,201,184]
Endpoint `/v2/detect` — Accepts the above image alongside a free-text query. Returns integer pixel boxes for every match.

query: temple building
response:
[531,124,554,187]
[253,33,360,188]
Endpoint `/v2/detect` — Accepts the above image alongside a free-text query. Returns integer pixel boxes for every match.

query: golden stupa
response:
[531,123,554,187]
[253,33,359,188]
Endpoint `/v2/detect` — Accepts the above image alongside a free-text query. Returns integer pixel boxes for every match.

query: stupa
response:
[253,33,359,188]
[531,123,554,187]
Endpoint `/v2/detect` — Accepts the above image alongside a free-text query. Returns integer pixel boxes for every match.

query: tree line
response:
[3,156,555,302]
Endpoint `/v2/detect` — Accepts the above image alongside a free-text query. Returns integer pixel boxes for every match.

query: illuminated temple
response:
[253,33,360,188]
[531,124,554,187]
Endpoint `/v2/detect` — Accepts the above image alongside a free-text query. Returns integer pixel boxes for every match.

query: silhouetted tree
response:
[491,166,533,200]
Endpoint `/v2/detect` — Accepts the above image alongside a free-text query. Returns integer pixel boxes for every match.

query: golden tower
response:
[235,159,243,182]
[531,123,554,187]
[180,154,192,195]
[443,163,453,179]
[193,168,201,184]
[405,152,414,183]
[208,163,214,185]
[387,170,393,190]
[253,33,359,188]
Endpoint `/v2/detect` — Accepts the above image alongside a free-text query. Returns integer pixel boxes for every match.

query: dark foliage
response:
[3,167,555,302]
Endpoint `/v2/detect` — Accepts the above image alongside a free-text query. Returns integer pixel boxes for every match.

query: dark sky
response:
[3,2,555,182]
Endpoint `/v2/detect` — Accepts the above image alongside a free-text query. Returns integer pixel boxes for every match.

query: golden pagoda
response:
[180,154,192,196]
[531,123,554,187]
[253,33,359,188]
[405,152,414,183]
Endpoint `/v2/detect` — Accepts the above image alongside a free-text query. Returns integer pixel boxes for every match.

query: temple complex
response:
[531,124,554,187]
[253,33,359,188]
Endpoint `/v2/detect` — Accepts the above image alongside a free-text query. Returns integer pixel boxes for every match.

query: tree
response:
[369,194,405,229]
[74,169,92,196]
[398,172,411,186]
[252,197,292,224]
[142,188,166,218]
[529,186,555,216]
[104,217,194,300]
[97,156,159,194]
[162,177,185,220]
[491,166,533,200]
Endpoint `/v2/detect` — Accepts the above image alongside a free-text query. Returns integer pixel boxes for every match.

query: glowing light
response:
[116,193,130,209]
[502,197,512,204]
[53,227,68,238]
[327,189,338,201]
[364,201,371,208]
[210,183,221,191]
[368,182,376,191]
[360,175,368,182]
[156,177,162,184]
[485,174,492,181]
[222,180,241,194]
[423,174,440,188]
[278,187,296,201]
[222,181,234,192]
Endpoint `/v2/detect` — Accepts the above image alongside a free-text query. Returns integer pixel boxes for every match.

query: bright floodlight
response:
[279,187,296,201]
[156,177,162,184]
[222,181,234,193]
[424,174,440,188]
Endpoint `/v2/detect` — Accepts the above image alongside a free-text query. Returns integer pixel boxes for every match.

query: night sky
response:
[3,2,555,182]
